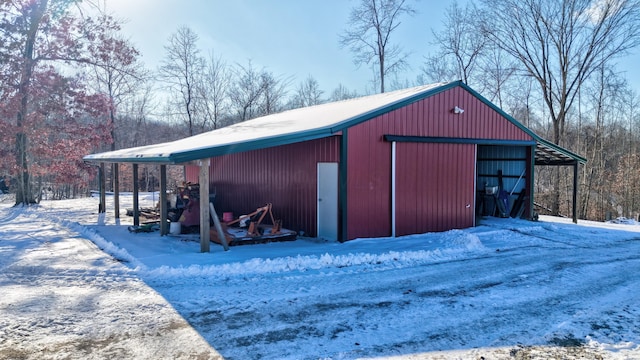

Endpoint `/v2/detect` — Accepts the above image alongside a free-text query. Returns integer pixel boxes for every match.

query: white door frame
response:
[317,162,338,240]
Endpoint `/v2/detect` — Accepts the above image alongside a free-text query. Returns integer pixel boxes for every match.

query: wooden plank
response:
[160,165,168,236]
[209,202,229,251]
[133,164,140,227]
[99,163,106,213]
[198,160,210,253]
[572,162,578,223]
[113,163,120,219]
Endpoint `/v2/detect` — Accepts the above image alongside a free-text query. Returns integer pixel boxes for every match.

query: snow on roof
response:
[84,82,451,164]
[84,80,586,166]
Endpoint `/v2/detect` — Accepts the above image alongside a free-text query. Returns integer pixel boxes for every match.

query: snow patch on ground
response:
[2,195,640,359]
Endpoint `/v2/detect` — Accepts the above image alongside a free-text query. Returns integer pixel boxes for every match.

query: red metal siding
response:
[346,86,532,239]
[377,86,533,140]
[206,136,339,237]
[395,143,476,234]
[185,85,533,241]
[346,125,392,239]
[185,165,199,183]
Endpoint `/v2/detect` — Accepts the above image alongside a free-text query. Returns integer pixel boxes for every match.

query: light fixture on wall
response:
[452,106,465,114]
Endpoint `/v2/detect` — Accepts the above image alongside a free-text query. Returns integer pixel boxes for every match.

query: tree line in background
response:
[2,0,640,223]
[422,0,640,221]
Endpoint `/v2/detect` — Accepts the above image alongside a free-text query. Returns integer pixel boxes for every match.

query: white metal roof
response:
[83,82,449,164]
[84,80,585,165]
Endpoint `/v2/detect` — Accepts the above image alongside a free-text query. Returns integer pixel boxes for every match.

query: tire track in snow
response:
[0,205,222,360]
[181,229,640,359]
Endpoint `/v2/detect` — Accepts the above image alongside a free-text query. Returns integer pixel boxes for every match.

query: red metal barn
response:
[179,81,583,241]
[86,81,585,244]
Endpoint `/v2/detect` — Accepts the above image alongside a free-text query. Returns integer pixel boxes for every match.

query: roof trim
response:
[458,83,587,165]
[534,137,586,165]
[328,81,459,133]
[84,80,585,166]
[384,135,537,147]
[384,135,584,166]
[83,131,342,164]
[84,82,455,164]
[169,131,339,164]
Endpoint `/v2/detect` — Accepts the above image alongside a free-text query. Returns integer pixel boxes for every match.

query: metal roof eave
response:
[535,137,587,165]
[83,81,457,165]
[383,135,537,147]
[83,128,341,165]
[83,150,174,164]
[83,156,173,164]
[167,129,340,164]
[459,82,587,166]
[181,81,457,162]
[84,80,587,168]
[329,81,459,133]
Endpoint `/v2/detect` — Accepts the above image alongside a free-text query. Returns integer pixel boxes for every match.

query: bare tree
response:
[117,82,156,147]
[259,70,290,115]
[290,75,324,109]
[197,51,231,130]
[228,61,290,122]
[480,0,640,146]
[420,56,457,84]
[88,31,144,151]
[339,0,415,93]
[423,1,487,85]
[477,45,518,109]
[228,60,266,122]
[159,26,205,136]
[87,29,146,192]
[329,83,359,101]
[480,0,640,215]
[579,64,627,219]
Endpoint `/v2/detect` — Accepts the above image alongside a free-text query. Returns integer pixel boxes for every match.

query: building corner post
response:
[339,129,348,242]
[391,141,396,237]
[529,146,536,220]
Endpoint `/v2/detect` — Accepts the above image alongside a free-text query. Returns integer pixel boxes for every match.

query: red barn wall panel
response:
[185,165,198,182]
[183,85,533,240]
[193,137,340,237]
[346,123,392,239]
[396,143,476,234]
[346,86,532,239]
[389,86,534,140]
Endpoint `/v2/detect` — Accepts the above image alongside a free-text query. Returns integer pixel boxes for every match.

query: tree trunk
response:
[379,53,385,93]
[15,0,48,205]
[552,167,561,215]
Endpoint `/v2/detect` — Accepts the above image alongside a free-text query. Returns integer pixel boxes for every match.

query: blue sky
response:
[108,0,640,95]
[107,0,458,94]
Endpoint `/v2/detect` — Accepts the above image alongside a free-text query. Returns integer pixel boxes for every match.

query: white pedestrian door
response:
[317,162,338,240]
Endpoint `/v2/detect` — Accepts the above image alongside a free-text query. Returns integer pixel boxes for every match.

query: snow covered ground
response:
[1,193,639,359]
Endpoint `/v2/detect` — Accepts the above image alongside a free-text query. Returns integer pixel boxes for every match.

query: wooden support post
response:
[160,165,168,235]
[572,161,578,224]
[113,163,120,219]
[198,160,210,253]
[133,164,140,227]
[99,162,106,213]
[209,202,229,251]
